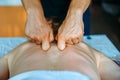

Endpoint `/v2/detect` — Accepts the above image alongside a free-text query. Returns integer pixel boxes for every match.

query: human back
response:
[5,41,100,80]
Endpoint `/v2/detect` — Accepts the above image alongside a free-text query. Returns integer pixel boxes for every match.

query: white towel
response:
[9,70,91,80]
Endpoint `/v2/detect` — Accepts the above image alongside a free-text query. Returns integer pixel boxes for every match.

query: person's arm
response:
[22,0,44,18]
[56,0,91,50]
[68,0,91,14]
[22,0,54,50]
[0,57,9,79]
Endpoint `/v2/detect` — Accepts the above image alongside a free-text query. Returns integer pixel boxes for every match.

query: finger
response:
[31,39,35,42]
[55,35,58,40]
[30,37,36,42]
[26,35,34,42]
[58,36,65,50]
[66,44,72,47]
[48,20,53,26]
[66,39,73,45]
[34,37,41,45]
[50,31,54,42]
[78,37,83,42]
[72,38,79,44]
[46,18,53,24]
[29,36,40,44]
[42,36,50,51]
[36,40,41,45]
[47,18,53,27]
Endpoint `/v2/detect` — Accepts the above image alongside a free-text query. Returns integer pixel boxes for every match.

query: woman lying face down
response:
[0,41,120,80]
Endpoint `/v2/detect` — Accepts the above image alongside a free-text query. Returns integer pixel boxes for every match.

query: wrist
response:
[28,8,45,18]
[71,8,83,15]
[69,0,91,14]
[27,8,40,15]
[27,8,47,22]
[66,8,83,19]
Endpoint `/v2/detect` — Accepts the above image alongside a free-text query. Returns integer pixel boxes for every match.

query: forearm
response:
[67,0,91,16]
[22,0,45,19]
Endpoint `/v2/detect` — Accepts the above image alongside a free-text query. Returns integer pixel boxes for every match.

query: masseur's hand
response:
[56,10,84,50]
[22,0,54,50]
[25,11,54,50]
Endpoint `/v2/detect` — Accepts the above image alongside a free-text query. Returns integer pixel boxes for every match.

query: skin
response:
[0,41,120,80]
[22,0,54,50]
[22,0,91,50]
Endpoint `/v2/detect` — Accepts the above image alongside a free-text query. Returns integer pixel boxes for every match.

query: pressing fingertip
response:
[58,40,65,50]
[42,41,50,51]
[58,44,65,50]
[72,38,79,44]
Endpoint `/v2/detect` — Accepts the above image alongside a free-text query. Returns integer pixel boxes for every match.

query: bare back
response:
[5,41,100,80]
[3,41,120,80]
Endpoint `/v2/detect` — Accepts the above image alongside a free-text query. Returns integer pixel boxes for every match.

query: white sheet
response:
[9,70,91,80]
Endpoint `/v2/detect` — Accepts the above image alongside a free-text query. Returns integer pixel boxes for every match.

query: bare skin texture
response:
[22,0,54,50]
[0,41,120,80]
[22,0,91,50]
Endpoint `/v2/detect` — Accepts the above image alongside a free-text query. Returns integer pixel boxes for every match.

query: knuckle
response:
[58,35,64,40]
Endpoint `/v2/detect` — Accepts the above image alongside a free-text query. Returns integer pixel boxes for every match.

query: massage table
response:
[0,35,120,62]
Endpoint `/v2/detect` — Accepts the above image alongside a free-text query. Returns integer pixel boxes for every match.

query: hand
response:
[25,12,54,50]
[56,13,84,50]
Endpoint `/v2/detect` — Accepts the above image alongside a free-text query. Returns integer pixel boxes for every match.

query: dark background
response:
[90,0,120,51]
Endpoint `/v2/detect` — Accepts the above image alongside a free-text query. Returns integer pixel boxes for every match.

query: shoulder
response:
[5,41,34,57]
[75,42,94,54]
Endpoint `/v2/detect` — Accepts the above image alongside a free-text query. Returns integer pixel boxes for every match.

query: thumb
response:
[58,37,65,50]
[50,31,54,42]
[55,35,58,40]
[42,36,50,51]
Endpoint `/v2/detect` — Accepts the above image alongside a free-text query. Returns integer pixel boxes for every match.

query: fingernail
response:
[42,42,50,51]
[58,41,65,50]
[59,45,65,50]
